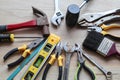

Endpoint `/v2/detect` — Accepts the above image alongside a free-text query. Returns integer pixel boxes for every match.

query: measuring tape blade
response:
[7,39,45,80]
[21,34,60,80]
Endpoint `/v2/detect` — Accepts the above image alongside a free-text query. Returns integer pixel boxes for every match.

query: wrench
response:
[63,42,75,80]
[51,0,64,26]
[83,53,112,80]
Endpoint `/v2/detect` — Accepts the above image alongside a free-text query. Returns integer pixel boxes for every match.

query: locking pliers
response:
[78,8,120,27]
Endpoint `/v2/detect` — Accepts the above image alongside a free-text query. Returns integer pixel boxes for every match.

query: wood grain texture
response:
[0,0,120,80]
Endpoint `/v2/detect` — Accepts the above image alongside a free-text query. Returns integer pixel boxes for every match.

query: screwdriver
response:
[0,34,42,42]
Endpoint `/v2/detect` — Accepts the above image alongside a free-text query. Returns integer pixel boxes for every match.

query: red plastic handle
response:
[7,19,37,31]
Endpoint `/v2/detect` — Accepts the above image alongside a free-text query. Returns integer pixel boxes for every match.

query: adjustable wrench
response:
[51,0,64,26]
[83,53,112,80]
[63,42,75,80]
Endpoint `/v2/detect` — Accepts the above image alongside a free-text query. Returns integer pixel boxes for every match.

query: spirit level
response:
[22,34,60,80]
[7,39,45,80]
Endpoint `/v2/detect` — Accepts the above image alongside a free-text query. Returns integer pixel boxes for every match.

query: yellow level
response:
[21,34,60,80]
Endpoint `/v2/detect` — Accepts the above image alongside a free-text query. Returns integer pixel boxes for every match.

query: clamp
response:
[78,8,120,27]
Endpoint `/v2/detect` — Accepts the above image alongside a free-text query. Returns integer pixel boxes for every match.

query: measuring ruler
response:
[21,34,60,80]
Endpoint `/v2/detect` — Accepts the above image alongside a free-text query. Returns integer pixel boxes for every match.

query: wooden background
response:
[0,0,120,80]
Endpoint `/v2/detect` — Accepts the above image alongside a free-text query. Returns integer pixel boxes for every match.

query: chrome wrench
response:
[51,0,64,26]
[63,42,75,80]
[83,53,112,80]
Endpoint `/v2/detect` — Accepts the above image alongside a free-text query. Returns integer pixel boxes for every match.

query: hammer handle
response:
[0,20,37,32]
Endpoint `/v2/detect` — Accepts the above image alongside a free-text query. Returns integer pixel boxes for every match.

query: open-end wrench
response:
[63,42,75,80]
[51,0,64,26]
[83,53,112,80]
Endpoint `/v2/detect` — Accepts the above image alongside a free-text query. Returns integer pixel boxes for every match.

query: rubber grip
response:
[42,64,51,80]
[0,34,13,42]
[3,48,18,61]
[0,25,7,32]
[8,56,24,68]
[77,63,82,80]
[83,62,96,80]
[58,66,63,80]
[7,20,37,31]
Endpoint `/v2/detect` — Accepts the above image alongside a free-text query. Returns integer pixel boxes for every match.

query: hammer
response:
[0,7,50,37]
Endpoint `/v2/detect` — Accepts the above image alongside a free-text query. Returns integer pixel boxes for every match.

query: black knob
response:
[66,4,80,27]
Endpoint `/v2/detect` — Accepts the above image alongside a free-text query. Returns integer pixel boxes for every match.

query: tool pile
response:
[1,0,120,80]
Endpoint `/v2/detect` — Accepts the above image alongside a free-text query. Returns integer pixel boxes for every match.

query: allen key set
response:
[0,0,120,80]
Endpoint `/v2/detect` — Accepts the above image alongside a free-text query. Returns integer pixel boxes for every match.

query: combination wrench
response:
[63,42,75,80]
[51,0,64,26]
[83,53,112,80]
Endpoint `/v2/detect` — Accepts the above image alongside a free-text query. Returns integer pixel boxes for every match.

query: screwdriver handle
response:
[0,20,37,33]
[0,34,14,42]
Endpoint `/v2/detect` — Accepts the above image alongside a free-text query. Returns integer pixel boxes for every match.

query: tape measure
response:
[21,34,60,80]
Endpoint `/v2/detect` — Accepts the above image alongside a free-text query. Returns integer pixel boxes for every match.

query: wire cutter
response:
[74,43,96,80]
[42,42,63,80]
[88,24,120,40]
[3,38,44,68]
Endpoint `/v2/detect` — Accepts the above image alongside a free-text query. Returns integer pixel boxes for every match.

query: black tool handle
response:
[0,34,14,42]
[42,64,51,80]
[3,48,18,61]
[58,66,63,80]
[82,62,96,80]
[8,56,24,68]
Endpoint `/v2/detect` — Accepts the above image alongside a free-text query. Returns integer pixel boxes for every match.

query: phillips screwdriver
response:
[0,34,42,42]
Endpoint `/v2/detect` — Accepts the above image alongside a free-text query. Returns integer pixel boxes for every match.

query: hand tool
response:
[74,43,96,80]
[83,53,112,80]
[0,33,42,42]
[63,42,75,80]
[78,8,120,27]
[42,42,63,80]
[88,24,120,40]
[7,39,45,80]
[66,0,90,27]
[83,31,120,57]
[51,0,64,26]
[3,38,44,68]
[0,7,50,37]
[21,34,60,80]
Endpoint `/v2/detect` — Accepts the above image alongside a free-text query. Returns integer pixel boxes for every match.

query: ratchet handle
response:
[0,19,37,32]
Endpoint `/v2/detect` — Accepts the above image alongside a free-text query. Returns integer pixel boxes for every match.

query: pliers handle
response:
[3,44,31,68]
[42,54,63,80]
[88,24,120,40]
[3,38,44,68]
[74,61,96,80]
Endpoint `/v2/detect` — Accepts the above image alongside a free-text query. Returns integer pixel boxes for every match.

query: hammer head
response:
[32,7,50,37]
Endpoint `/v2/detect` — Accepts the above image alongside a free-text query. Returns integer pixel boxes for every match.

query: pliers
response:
[78,8,120,27]
[42,42,63,80]
[74,43,96,80]
[88,24,120,40]
[3,38,44,68]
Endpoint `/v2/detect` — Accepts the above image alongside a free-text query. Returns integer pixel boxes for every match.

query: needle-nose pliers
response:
[74,43,96,80]
[3,38,44,68]
[42,42,63,80]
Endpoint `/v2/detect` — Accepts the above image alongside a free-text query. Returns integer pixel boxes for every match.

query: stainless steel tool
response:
[51,0,64,26]
[63,42,75,80]
[78,8,120,27]
[83,53,112,80]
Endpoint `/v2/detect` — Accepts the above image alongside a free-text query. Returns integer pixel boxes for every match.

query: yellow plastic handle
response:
[101,24,120,30]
